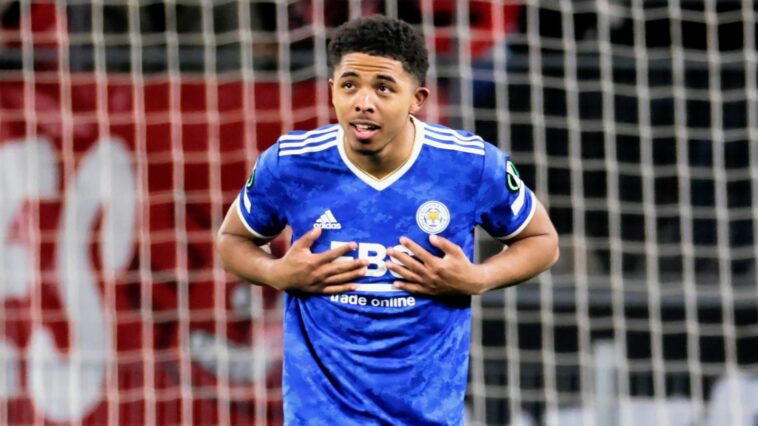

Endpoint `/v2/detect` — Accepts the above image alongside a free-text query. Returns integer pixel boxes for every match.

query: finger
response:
[399,236,437,264]
[386,249,428,277]
[385,261,425,283]
[317,241,358,263]
[294,227,322,249]
[319,283,359,294]
[393,281,432,295]
[318,258,368,278]
[429,234,463,256]
[322,267,368,285]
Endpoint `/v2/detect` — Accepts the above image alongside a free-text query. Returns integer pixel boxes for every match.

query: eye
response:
[378,84,392,93]
[342,81,354,89]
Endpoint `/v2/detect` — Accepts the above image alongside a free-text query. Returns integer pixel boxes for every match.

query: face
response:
[329,53,429,156]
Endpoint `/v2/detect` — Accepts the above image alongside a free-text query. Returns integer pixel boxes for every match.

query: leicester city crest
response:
[416,201,450,234]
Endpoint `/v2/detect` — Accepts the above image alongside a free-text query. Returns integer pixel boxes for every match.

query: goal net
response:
[0,1,756,425]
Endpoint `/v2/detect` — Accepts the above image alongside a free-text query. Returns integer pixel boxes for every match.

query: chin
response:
[349,140,381,155]
[352,145,379,155]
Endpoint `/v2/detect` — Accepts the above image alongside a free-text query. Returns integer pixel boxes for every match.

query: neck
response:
[345,117,416,180]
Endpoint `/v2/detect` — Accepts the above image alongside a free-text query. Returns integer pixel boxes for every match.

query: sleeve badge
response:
[506,160,522,193]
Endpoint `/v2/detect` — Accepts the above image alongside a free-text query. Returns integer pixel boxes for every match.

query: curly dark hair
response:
[327,15,429,84]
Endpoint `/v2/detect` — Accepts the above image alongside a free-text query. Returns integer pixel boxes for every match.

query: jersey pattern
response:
[237,117,535,425]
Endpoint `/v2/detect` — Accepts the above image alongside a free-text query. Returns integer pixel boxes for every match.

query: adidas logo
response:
[314,209,342,229]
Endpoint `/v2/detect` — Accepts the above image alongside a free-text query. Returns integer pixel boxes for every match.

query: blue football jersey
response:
[237,117,535,425]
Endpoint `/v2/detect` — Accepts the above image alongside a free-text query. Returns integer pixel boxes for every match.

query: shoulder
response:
[420,121,488,157]
[255,124,340,175]
[418,120,513,178]
[275,123,341,158]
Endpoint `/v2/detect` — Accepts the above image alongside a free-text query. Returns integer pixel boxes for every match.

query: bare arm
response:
[216,199,368,293]
[386,198,559,295]
[216,200,274,284]
[475,199,559,292]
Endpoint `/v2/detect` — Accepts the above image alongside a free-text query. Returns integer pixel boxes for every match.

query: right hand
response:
[270,227,367,294]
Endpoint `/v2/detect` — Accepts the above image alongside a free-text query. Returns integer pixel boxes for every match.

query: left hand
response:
[385,235,486,296]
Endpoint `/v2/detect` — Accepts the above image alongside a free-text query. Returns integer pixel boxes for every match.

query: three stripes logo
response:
[313,209,342,229]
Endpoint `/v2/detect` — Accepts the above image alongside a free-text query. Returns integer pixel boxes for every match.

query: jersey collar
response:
[337,116,425,191]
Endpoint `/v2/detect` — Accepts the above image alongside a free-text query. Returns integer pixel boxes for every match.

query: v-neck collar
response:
[337,116,425,191]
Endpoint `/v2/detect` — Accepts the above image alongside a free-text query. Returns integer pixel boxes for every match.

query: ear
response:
[328,78,335,106]
[409,86,430,114]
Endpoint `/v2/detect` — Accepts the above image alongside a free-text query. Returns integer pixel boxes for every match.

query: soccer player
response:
[216,15,559,425]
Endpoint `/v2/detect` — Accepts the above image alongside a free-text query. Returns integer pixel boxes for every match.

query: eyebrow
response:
[338,71,360,79]
[337,71,398,84]
[376,74,398,84]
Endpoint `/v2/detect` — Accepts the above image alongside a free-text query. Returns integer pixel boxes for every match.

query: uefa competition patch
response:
[416,201,450,234]
[506,160,522,192]
[246,161,257,188]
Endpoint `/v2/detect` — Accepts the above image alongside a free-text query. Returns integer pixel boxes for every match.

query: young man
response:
[217,15,559,425]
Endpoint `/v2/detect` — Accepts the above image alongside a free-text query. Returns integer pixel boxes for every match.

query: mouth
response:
[349,121,381,140]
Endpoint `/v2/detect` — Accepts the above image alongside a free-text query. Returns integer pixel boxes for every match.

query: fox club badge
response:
[416,201,450,234]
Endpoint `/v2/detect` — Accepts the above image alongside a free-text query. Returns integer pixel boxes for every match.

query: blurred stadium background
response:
[1,0,756,425]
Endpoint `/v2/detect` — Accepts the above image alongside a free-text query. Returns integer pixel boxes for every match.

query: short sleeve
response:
[475,144,536,240]
[236,145,287,239]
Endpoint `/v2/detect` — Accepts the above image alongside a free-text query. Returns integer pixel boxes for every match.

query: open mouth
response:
[350,122,380,140]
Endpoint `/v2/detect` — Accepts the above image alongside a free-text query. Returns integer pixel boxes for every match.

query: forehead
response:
[333,52,413,82]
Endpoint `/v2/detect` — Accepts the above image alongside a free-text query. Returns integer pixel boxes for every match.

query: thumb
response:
[295,227,322,249]
[429,234,460,255]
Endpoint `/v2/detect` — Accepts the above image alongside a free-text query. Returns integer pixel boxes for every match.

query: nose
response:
[354,90,375,113]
